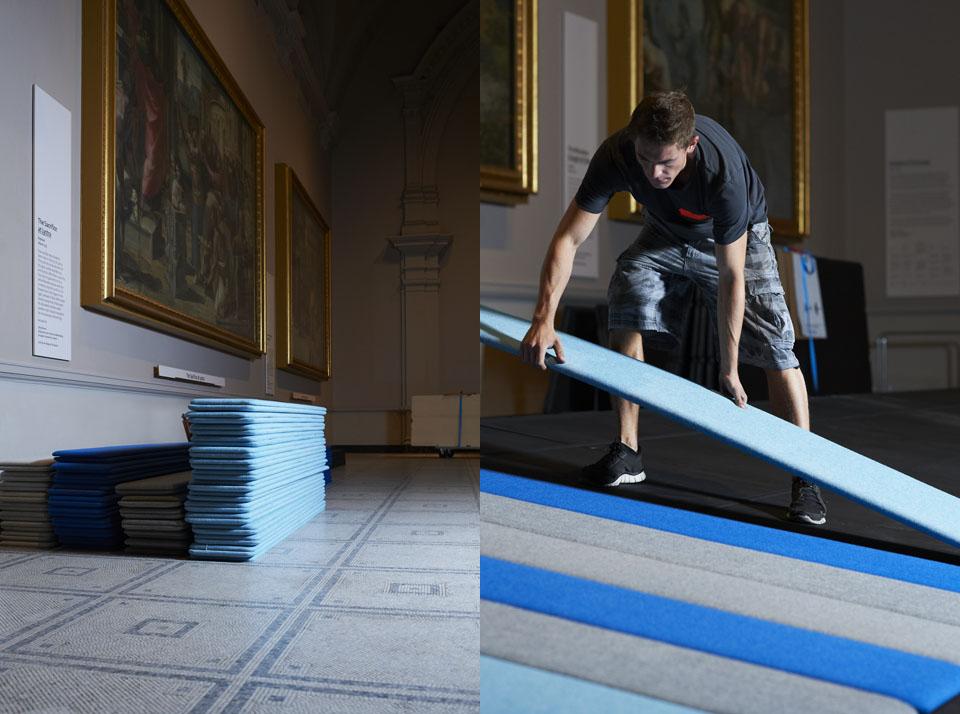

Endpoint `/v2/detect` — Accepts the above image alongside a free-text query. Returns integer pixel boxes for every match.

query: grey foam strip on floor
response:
[481,602,916,714]
[482,493,960,627]
[482,519,960,665]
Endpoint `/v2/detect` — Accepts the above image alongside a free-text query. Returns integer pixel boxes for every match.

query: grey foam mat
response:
[483,492,960,631]
[482,602,914,714]
[115,471,191,495]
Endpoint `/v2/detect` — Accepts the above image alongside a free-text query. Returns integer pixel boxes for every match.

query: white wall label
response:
[885,107,960,297]
[32,85,72,361]
[563,12,599,279]
[155,365,225,388]
[790,253,827,339]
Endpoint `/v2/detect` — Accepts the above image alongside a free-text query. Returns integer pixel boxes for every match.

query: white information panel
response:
[32,85,72,360]
[885,107,960,297]
[563,12,599,279]
[790,252,827,339]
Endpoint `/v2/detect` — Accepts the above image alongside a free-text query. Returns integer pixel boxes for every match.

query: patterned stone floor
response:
[0,455,480,713]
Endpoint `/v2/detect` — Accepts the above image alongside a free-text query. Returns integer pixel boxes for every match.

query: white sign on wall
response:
[563,12,599,280]
[885,107,960,297]
[32,85,72,361]
[790,252,827,339]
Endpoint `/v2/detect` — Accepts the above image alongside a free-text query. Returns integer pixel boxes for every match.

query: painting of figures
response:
[82,0,264,355]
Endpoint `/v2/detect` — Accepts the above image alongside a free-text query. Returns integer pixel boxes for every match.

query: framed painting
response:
[275,164,331,382]
[480,0,538,204]
[607,0,809,239]
[81,0,265,356]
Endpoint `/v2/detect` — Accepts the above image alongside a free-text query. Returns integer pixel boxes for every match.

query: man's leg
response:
[580,328,647,486]
[766,367,826,524]
[765,366,809,430]
[609,329,645,451]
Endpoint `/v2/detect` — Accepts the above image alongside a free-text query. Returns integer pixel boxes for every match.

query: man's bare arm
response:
[521,200,602,369]
[715,232,748,407]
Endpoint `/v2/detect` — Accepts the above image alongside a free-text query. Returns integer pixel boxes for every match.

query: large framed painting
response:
[275,164,331,381]
[81,0,265,356]
[480,0,538,204]
[607,0,809,239]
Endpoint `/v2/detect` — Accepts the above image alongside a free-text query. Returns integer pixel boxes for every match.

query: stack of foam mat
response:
[184,398,327,561]
[117,471,192,555]
[48,444,191,550]
[481,470,960,714]
[0,460,56,548]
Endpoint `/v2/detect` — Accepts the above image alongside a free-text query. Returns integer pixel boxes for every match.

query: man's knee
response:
[610,329,645,360]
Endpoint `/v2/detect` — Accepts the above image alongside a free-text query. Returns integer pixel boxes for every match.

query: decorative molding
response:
[254,0,338,149]
[389,234,453,291]
[392,0,479,236]
[0,358,216,399]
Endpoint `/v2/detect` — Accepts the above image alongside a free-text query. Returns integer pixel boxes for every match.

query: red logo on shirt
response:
[679,208,710,221]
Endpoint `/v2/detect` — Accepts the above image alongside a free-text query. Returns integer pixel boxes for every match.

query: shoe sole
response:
[787,512,827,525]
[604,471,646,487]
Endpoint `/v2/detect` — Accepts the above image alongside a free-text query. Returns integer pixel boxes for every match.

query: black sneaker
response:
[787,477,827,525]
[582,442,646,487]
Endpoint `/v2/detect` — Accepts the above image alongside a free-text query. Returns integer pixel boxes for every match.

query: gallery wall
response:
[0,0,331,459]
[480,0,960,401]
[330,0,480,443]
[842,0,960,391]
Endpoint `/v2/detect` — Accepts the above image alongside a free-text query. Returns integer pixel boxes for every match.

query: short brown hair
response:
[627,91,696,148]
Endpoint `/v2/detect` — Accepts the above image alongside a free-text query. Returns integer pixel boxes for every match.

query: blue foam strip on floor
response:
[481,556,960,713]
[480,656,704,714]
[482,470,960,595]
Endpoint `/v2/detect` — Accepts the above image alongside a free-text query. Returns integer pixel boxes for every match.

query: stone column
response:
[388,234,452,416]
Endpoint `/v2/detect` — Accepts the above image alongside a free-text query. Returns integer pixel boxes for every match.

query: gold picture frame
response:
[606,0,810,239]
[81,0,265,356]
[275,164,332,381]
[480,0,538,204]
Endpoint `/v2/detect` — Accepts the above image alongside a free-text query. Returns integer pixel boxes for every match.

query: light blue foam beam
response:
[480,306,960,548]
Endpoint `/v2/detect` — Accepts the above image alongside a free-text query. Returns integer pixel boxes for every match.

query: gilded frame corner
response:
[80,0,266,356]
[480,0,538,204]
[606,0,809,240]
[275,163,332,382]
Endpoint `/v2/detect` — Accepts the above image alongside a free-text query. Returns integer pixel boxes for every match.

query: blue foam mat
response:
[481,556,960,713]
[481,470,960,595]
[53,443,190,461]
[481,656,703,714]
[480,306,960,548]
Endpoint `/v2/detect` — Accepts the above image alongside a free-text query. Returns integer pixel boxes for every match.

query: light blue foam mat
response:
[190,504,323,561]
[480,306,960,549]
[188,472,323,496]
[189,430,325,442]
[189,398,327,414]
[189,422,325,432]
[480,656,705,714]
[186,490,323,526]
[189,447,327,468]
[190,502,322,547]
[186,478,321,509]
[189,442,326,459]
[188,408,326,418]
[187,484,322,522]
[482,470,960,595]
[185,412,325,424]
[481,556,960,713]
